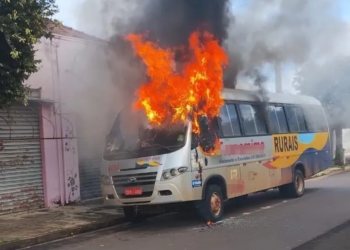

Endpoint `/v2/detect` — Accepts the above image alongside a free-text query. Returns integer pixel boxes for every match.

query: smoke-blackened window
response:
[267,105,279,133]
[219,105,232,137]
[275,106,289,133]
[219,104,242,137]
[239,104,267,136]
[227,104,242,136]
[294,107,307,132]
[285,106,307,133]
[285,106,299,132]
[267,105,289,134]
[302,105,328,132]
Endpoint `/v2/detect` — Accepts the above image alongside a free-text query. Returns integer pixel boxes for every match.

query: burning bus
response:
[100,30,330,222]
[101,88,330,223]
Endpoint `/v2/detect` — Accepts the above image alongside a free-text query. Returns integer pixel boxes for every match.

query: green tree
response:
[294,57,350,165]
[0,0,59,108]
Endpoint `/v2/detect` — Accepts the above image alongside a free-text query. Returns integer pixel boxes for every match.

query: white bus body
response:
[101,89,331,222]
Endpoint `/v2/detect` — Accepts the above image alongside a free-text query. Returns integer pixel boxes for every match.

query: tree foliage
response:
[0,0,59,109]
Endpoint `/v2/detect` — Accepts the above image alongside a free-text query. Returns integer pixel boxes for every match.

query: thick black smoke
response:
[133,0,231,47]
[107,0,239,93]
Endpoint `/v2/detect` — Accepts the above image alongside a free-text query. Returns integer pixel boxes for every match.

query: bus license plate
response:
[125,187,142,196]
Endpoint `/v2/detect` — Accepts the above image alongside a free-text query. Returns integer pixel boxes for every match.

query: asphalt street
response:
[26,171,350,250]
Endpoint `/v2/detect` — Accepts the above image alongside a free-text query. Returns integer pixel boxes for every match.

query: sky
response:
[54,0,350,93]
[54,0,82,28]
[338,0,350,21]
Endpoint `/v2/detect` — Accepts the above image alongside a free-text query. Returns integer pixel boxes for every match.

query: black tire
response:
[197,184,224,223]
[123,206,145,223]
[279,169,305,198]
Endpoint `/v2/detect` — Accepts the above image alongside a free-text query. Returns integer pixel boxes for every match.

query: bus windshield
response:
[103,110,187,161]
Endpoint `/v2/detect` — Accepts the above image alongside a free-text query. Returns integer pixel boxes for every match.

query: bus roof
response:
[221,88,321,106]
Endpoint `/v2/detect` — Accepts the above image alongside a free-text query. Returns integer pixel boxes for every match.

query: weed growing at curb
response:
[0,238,20,244]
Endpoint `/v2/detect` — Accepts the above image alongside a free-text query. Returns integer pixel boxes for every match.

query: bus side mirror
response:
[197,115,217,153]
[198,115,210,132]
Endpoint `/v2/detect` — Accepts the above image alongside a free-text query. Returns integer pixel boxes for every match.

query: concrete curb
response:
[0,216,126,250]
[308,166,350,181]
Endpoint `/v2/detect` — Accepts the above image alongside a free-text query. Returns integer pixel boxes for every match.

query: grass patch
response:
[0,238,21,244]
[330,164,347,170]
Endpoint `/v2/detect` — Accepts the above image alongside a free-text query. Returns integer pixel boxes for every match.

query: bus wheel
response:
[123,206,145,223]
[279,169,305,198]
[198,184,224,223]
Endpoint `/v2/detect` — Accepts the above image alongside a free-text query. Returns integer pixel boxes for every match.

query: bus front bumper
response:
[101,181,192,207]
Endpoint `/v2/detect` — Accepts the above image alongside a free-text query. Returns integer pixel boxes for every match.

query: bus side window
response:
[219,105,234,137]
[219,104,242,137]
[294,107,307,132]
[285,106,300,132]
[302,105,317,132]
[239,104,267,135]
[312,106,328,132]
[319,107,328,131]
[267,105,280,134]
[226,104,242,136]
[267,105,289,134]
[275,106,289,133]
[285,105,307,133]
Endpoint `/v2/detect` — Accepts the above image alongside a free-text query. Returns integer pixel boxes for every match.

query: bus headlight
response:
[100,175,112,185]
[170,168,179,176]
[161,167,188,181]
[162,172,171,180]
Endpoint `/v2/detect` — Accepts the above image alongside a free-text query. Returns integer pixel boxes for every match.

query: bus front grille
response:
[112,172,158,198]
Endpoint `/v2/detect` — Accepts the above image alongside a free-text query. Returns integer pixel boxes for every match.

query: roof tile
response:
[52,24,105,43]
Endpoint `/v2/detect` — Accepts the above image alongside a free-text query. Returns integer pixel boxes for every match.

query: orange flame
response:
[126,31,228,135]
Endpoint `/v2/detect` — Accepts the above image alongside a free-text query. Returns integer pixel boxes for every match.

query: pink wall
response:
[39,104,62,207]
[61,114,80,203]
[27,34,113,208]
[39,104,80,207]
[27,39,56,101]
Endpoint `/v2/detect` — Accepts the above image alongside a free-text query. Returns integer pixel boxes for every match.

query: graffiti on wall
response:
[62,116,80,203]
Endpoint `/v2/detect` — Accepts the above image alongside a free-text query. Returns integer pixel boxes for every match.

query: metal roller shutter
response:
[79,158,102,200]
[0,105,44,214]
[75,113,105,201]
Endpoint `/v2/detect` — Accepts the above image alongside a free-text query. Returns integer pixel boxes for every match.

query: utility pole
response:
[274,61,282,93]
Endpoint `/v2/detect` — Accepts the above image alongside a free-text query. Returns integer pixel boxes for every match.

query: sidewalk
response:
[0,199,125,250]
[311,166,350,178]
